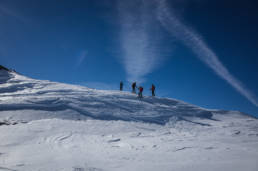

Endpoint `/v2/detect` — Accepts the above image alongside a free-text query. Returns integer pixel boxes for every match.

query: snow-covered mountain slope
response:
[0,70,218,124]
[0,69,258,171]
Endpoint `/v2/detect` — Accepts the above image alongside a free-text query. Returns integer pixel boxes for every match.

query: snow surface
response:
[0,70,258,171]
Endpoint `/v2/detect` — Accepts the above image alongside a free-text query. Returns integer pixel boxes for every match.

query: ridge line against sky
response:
[0,0,257,111]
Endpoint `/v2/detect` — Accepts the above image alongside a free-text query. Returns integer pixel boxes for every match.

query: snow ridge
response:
[0,70,215,125]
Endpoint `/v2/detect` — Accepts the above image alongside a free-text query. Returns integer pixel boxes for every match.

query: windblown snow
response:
[0,69,258,171]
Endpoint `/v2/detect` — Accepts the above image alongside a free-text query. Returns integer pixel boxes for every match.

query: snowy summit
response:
[0,67,258,171]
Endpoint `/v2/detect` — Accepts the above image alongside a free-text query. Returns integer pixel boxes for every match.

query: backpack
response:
[152,85,155,91]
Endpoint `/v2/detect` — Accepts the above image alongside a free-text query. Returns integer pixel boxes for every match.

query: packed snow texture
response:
[0,70,258,171]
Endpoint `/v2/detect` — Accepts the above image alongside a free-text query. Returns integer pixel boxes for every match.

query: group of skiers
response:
[120,81,155,98]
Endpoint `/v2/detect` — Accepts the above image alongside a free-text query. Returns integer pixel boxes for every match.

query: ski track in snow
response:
[0,70,258,171]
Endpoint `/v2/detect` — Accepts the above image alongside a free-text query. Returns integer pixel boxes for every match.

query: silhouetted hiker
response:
[132,82,137,93]
[120,81,123,91]
[138,86,143,98]
[150,84,155,96]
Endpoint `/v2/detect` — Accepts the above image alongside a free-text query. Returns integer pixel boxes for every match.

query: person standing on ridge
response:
[138,86,143,98]
[120,81,123,91]
[132,82,137,93]
[150,84,155,96]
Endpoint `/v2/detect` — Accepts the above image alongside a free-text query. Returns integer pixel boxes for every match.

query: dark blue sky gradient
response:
[1,0,258,117]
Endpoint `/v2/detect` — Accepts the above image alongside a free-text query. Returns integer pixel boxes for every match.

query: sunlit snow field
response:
[0,70,258,171]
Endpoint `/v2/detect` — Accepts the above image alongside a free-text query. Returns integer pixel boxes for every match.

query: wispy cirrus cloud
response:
[117,0,168,83]
[75,50,88,68]
[155,0,258,106]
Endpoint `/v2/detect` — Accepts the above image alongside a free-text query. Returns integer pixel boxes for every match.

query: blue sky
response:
[1,0,258,117]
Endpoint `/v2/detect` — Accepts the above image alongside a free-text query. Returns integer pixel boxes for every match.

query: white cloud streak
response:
[118,0,166,83]
[155,0,258,106]
[75,50,87,68]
